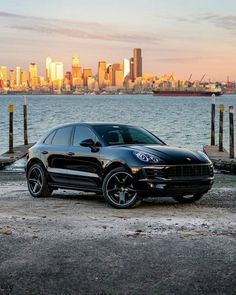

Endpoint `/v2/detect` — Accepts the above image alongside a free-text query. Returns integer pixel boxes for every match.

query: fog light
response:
[131,168,140,173]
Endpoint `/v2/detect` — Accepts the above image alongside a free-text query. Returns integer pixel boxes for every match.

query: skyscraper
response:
[98,61,106,87]
[46,57,52,82]
[50,62,64,81]
[129,58,134,82]
[16,66,21,87]
[9,70,15,88]
[72,56,82,86]
[83,68,92,87]
[28,63,38,88]
[133,48,142,80]
[0,66,7,87]
[123,58,130,79]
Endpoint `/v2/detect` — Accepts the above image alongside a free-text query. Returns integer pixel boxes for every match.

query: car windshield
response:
[93,125,164,146]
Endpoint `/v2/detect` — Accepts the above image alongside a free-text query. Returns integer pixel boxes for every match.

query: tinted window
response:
[44,130,56,145]
[52,126,73,146]
[93,125,163,146]
[73,126,96,146]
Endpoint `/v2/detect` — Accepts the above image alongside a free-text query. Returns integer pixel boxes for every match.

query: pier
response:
[0,143,34,169]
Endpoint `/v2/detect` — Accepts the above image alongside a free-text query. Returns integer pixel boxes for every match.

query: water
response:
[0,94,235,155]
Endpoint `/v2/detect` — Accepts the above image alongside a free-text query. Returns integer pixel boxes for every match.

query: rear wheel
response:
[102,167,140,209]
[27,163,53,198]
[173,193,204,204]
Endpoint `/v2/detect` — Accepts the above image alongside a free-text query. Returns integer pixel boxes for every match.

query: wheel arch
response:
[102,162,132,181]
[26,158,46,174]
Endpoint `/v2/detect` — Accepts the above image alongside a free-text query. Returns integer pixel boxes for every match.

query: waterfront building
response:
[87,77,96,91]
[129,58,134,82]
[46,57,52,82]
[133,48,142,80]
[72,56,82,86]
[123,58,130,79]
[0,66,7,87]
[21,70,28,87]
[98,61,106,88]
[83,68,92,87]
[9,70,15,88]
[50,62,64,89]
[115,70,124,88]
[112,63,124,86]
[28,63,39,88]
[16,66,21,87]
[64,71,72,89]
[106,64,113,86]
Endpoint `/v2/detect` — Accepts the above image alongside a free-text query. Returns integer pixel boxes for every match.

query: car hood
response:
[121,144,210,165]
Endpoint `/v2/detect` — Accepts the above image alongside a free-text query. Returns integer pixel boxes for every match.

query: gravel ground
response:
[0,173,235,295]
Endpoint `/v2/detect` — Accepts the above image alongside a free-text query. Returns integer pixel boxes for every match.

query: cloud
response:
[171,13,236,34]
[0,10,159,44]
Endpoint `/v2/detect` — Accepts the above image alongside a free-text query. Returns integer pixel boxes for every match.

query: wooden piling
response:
[8,104,14,154]
[219,104,224,152]
[23,96,28,145]
[229,106,234,158]
[211,95,215,146]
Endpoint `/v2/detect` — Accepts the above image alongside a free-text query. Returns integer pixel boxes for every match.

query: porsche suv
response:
[26,123,214,208]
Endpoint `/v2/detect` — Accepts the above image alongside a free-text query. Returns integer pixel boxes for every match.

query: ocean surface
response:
[0,94,235,155]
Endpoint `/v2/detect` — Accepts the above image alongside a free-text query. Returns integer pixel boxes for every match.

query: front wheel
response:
[27,163,53,198]
[173,193,204,204]
[102,167,140,209]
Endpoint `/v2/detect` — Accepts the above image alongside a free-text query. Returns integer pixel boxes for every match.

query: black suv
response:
[26,123,214,208]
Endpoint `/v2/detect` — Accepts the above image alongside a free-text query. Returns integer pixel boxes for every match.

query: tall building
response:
[98,61,106,87]
[28,63,38,88]
[123,59,130,79]
[83,68,92,87]
[64,71,72,90]
[9,70,15,88]
[115,70,124,88]
[0,66,7,87]
[21,71,28,87]
[129,58,134,82]
[16,66,21,87]
[46,57,52,82]
[112,63,124,86]
[133,48,142,80]
[72,56,82,86]
[50,62,64,81]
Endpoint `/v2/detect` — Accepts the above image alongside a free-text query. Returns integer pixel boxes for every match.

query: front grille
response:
[145,165,213,179]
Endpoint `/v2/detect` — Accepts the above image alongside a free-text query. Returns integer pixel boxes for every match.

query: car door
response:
[65,125,103,189]
[42,125,74,183]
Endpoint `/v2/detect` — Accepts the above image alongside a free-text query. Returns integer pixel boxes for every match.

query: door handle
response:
[42,151,48,154]
[67,152,75,156]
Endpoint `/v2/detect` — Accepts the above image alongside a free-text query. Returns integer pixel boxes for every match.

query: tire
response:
[102,167,140,209]
[27,163,53,198]
[173,193,204,204]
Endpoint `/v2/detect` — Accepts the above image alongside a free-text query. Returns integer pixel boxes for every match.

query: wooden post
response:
[23,96,28,145]
[211,95,215,145]
[8,104,14,154]
[219,104,224,152]
[229,106,234,158]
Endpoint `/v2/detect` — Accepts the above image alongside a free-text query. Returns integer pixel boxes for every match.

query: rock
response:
[0,229,12,235]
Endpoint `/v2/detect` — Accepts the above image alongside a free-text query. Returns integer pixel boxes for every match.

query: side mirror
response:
[80,138,95,148]
[80,139,101,152]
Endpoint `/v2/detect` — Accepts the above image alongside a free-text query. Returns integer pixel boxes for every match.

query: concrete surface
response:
[0,173,235,295]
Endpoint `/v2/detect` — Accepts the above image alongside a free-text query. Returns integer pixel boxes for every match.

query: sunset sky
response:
[1,0,236,81]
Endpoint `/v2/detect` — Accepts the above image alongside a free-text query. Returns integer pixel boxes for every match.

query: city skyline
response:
[1,1,236,81]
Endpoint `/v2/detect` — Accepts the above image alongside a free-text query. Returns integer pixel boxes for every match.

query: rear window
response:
[51,126,73,146]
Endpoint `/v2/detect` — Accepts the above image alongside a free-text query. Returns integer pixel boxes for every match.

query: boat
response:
[153,88,222,96]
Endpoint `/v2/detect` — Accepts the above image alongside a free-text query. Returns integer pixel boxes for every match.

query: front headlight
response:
[134,152,160,163]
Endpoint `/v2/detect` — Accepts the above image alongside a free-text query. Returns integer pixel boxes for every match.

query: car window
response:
[44,130,56,145]
[73,126,96,146]
[51,126,73,146]
[93,125,163,146]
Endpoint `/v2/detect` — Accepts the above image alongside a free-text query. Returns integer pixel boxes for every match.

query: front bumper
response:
[133,164,214,197]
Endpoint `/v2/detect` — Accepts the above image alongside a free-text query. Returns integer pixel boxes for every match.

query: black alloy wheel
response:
[173,193,204,204]
[102,167,140,209]
[27,163,52,198]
